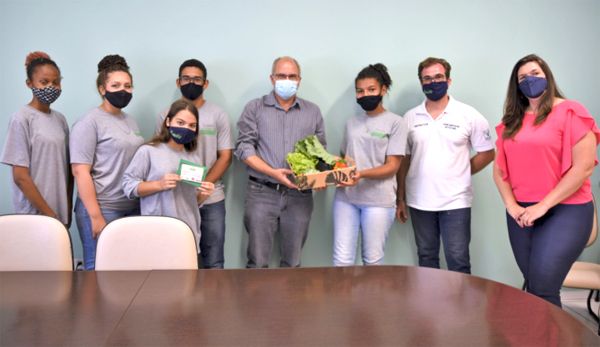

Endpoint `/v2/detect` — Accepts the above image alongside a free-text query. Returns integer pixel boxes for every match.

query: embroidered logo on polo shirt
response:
[443,123,460,130]
[414,123,428,128]
[483,129,491,140]
[370,131,388,139]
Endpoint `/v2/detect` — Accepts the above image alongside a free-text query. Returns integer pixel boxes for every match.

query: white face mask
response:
[274,79,298,100]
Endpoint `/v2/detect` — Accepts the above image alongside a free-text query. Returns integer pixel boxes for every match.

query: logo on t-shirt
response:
[370,130,388,139]
[443,123,460,130]
[199,128,217,136]
[483,129,491,140]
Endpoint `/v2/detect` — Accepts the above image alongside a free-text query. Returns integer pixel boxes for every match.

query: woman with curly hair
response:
[70,54,144,270]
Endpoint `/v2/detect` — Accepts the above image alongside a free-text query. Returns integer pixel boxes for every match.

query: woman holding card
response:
[122,99,214,254]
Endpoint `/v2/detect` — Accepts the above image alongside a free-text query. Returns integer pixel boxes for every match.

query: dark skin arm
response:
[395,155,411,223]
[12,165,58,219]
[203,149,233,184]
[470,149,495,174]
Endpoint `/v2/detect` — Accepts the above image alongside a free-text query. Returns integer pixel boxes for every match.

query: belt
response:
[248,176,311,193]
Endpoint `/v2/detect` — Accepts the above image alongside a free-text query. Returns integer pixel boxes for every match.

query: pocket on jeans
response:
[248,181,265,193]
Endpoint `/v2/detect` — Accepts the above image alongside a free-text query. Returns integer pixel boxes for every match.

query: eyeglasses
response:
[179,75,205,85]
[272,73,300,81]
[421,74,446,84]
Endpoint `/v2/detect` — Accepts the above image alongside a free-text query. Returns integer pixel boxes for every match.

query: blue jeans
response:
[409,207,471,274]
[332,195,395,266]
[507,202,593,307]
[243,180,313,268]
[199,200,226,269]
[74,198,140,270]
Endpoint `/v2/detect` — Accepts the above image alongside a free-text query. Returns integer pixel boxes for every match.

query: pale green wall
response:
[1,0,599,286]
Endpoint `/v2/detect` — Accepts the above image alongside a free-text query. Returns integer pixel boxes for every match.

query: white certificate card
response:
[177,159,206,187]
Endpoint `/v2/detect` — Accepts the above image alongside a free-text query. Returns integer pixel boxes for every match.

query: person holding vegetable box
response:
[332,63,407,266]
[235,56,327,268]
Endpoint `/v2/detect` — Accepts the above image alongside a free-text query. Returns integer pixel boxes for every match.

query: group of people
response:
[2,51,598,308]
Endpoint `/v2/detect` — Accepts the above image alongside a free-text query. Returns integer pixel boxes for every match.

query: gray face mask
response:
[32,86,61,104]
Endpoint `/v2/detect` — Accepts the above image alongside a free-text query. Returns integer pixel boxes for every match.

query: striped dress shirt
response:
[235,91,326,182]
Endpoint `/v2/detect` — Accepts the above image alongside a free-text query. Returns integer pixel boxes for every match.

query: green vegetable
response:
[287,135,337,175]
[293,135,337,165]
[286,152,319,175]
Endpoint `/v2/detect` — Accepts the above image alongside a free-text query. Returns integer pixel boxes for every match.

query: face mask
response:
[422,81,448,101]
[180,83,204,100]
[518,76,547,99]
[274,79,298,100]
[104,90,132,109]
[357,95,382,112]
[32,86,61,105]
[169,126,196,145]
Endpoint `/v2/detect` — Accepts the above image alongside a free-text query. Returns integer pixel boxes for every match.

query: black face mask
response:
[357,95,382,112]
[104,90,132,109]
[180,83,204,101]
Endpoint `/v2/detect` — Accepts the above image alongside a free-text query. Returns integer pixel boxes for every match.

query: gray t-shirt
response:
[1,105,70,224]
[156,100,233,205]
[121,143,202,247]
[337,110,407,208]
[70,107,144,210]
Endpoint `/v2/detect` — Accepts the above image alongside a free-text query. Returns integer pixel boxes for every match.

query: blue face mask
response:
[518,76,547,99]
[274,79,298,100]
[169,126,196,145]
[422,81,448,101]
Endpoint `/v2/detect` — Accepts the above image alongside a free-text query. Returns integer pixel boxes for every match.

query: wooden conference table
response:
[1,266,598,346]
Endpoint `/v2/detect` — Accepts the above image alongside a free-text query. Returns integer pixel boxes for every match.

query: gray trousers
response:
[244,180,313,268]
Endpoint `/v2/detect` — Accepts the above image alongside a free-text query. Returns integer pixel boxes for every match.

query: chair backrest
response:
[0,214,73,271]
[95,216,198,271]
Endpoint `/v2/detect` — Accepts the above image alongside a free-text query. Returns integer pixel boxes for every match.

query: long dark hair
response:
[149,99,199,151]
[502,54,564,139]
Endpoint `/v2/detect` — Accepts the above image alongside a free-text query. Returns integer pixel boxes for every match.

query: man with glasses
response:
[156,58,233,269]
[396,57,495,274]
[235,56,326,268]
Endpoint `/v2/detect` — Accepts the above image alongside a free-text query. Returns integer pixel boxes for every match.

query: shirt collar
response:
[264,91,301,111]
[415,95,455,117]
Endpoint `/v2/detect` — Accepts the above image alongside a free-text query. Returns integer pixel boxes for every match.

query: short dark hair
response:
[418,57,451,80]
[355,63,392,90]
[179,59,207,78]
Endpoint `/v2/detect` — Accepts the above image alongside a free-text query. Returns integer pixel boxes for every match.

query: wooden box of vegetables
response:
[286,135,356,190]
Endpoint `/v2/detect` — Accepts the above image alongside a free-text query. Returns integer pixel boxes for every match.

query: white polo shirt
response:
[404,96,493,211]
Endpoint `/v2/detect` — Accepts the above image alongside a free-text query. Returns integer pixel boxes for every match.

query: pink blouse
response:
[495,100,600,204]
